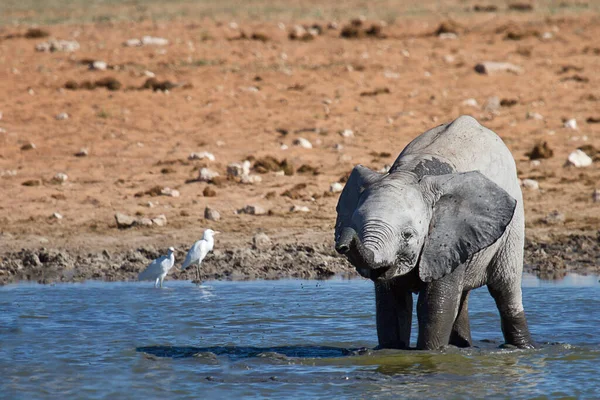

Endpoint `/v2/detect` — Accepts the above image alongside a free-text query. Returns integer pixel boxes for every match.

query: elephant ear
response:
[335,165,382,242]
[418,171,517,282]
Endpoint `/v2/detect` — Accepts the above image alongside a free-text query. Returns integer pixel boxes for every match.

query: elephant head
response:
[334,165,517,282]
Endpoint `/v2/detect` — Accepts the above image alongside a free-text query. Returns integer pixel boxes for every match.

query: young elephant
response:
[335,115,534,350]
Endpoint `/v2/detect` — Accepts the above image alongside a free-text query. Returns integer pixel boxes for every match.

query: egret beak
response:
[214,231,221,235]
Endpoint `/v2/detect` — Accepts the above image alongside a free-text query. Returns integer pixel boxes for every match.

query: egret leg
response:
[160,276,164,288]
[154,278,159,288]
[196,263,201,285]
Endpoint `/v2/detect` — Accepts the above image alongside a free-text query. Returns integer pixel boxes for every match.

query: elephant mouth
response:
[358,266,394,281]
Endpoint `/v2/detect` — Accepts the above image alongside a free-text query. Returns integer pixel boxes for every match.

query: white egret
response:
[138,247,175,288]
[182,229,219,283]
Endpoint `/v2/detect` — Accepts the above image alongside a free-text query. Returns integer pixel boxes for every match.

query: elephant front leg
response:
[449,291,472,348]
[416,273,463,350]
[374,280,413,349]
[488,284,535,349]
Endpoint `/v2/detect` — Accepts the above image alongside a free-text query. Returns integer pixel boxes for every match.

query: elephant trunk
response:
[336,227,375,268]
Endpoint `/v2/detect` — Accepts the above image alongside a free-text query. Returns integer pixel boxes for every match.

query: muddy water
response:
[1,275,599,399]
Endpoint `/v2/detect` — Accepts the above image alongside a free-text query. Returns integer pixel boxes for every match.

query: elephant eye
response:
[401,231,413,240]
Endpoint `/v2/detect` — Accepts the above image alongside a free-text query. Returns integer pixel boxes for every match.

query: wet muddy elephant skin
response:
[334,115,534,350]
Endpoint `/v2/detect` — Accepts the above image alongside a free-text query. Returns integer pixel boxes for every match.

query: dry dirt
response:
[1,2,599,284]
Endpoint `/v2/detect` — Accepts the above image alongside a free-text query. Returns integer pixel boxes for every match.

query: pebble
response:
[593,189,600,203]
[241,174,262,184]
[238,205,267,215]
[56,112,69,120]
[293,138,313,149]
[530,160,541,167]
[151,214,168,227]
[141,36,169,46]
[160,187,180,197]
[199,167,220,182]
[189,151,215,161]
[566,150,592,167]
[484,96,501,113]
[115,212,136,229]
[384,71,400,79]
[124,38,142,47]
[462,98,479,108]
[339,129,354,138]
[330,182,344,193]
[90,61,108,70]
[204,207,221,221]
[521,179,539,190]
[334,144,344,151]
[526,112,544,120]
[290,205,310,213]
[52,172,68,183]
[75,148,88,157]
[52,212,63,220]
[563,119,578,130]
[0,170,17,177]
[474,61,523,75]
[227,163,244,177]
[252,232,272,250]
[280,144,289,150]
[439,33,458,40]
[21,142,36,151]
[137,218,153,226]
[35,39,80,52]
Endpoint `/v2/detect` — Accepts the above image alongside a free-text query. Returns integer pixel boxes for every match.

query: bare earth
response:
[0,2,599,284]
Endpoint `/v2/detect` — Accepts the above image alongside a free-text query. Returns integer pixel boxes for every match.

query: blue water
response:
[1,274,599,399]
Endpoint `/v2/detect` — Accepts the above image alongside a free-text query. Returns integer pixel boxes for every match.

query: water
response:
[1,274,599,399]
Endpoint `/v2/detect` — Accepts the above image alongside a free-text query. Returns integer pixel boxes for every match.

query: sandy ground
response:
[0,2,599,284]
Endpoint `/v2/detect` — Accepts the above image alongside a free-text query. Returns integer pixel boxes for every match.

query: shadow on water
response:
[136,345,363,359]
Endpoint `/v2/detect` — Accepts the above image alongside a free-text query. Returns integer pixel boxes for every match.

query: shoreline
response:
[1,233,598,285]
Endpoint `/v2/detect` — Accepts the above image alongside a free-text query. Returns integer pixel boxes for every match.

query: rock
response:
[203,186,217,197]
[526,112,544,120]
[474,62,523,75]
[521,179,539,190]
[242,160,251,176]
[22,179,41,187]
[204,207,221,221]
[52,212,63,220]
[238,205,267,215]
[289,25,314,41]
[142,36,169,46]
[199,168,220,182]
[241,174,262,184]
[563,119,578,130]
[35,39,80,52]
[527,141,553,160]
[330,182,344,193]
[21,142,36,151]
[137,218,153,226]
[75,148,88,157]
[115,213,136,229]
[151,214,168,227]
[530,160,541,167]
[566,150,592,167]
[290,205,310,213]
[124,38,142,47]
[462,98,479,107]
[252,232,272,250]
[55,112,69,120]
[339,129,354,138]
[293,138,313,149]
[593,189,600,203]
[90,61,107,70]
[544,211,565,225]
[52,172,68,184]
[160,187,180,197]
[484,96,501,113]
[189,151,215,161]
[227,163,244,177]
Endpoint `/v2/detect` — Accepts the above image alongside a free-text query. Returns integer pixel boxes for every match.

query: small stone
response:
[384,71,400,79]
[56,112,69,120]
[146,201,154,208]
[143,70,155,78]
[75,148,88,157]
[566,149,592,167]
[521,179,539,190]
[484,96,501,113]
[203,186,217,197]
[290,205,310,213]
[252,232,272,250]
[137,218,153,226]
[199,167,220,182]
[21,142,36,151]
[141,36,169,46]
[593,189,600,203]
[334,144,344,151]
[280,144,289,150]
[530,160,541,167]
[330,182,344,193]
[189,151,215,161]
[527,141,553,160]
[339,129,354,138]
[462,98,479,107]
[90,61,108,70]
[36,39,80,52]
[238,205,267,215]
[227,163,244,177]
[204,207,221,221]
[124,38,142,47]
[443,54,456,64]
[52,212,63,220]
[52,172,68,184]
[526,112,544,120]
[293,138,313,149]
[544,211,565,225]
[563,119,578,130]
[439,33,458,40]
[241,175,262,184]
[115,212,136,229]
[474,61,523,75]
[160,187,180,197]
[242,160,251,176]
[151,214,168,227]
